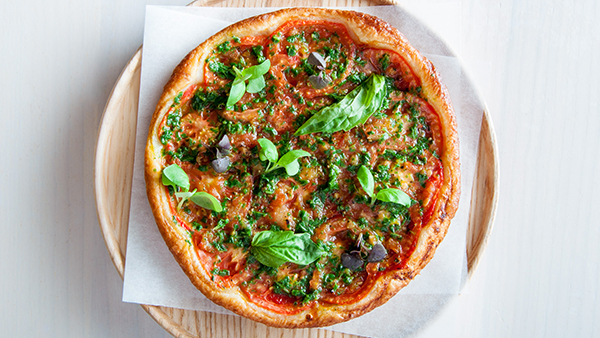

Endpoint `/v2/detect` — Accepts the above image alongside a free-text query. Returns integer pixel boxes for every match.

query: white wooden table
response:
[1,0,599,337]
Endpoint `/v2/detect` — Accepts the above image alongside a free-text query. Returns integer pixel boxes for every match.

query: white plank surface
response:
[0,1,599,337]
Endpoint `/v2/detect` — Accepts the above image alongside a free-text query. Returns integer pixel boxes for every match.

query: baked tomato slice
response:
[310,217,380,304]
[266,21,356,99]
[192,232,253,289]
[240,274,315,315]
[359,48,420,91]
[319,264,380,305]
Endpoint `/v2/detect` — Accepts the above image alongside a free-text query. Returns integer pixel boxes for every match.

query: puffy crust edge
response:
[145,7,460,328]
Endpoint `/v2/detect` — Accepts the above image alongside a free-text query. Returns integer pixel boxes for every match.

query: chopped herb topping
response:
[155,22,441,307]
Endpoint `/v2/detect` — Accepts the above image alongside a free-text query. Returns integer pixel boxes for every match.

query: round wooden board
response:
[94,1,499,337]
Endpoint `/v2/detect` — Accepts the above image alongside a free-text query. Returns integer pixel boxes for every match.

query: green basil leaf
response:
[257,138,278,163]
[252,230,295,247]
[277,149,311,176]
[174,191,195,199]
[251,247,288,268]
[250,231,323,268]
[357,165,375,197]
[232,66,246,79]
[174,189,196,209]
[226,78,246,107]
[376,188,411,206]
[277,149,311,167]
[283,160,300,176]
[244,59,271,78]
[162,174,175,187]
[189,191,223,212]
[161,164,190,191]
[226,60,271,106]
[246,75,265,93]
[295,74,386,135]
[302,236,325,262]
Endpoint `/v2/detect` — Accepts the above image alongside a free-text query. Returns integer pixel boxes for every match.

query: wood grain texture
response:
[96,48,142,277]
[93,0,498,336]
[466,108,498,273]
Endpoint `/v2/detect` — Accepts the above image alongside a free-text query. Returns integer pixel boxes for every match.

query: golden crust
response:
[145,7,460,328]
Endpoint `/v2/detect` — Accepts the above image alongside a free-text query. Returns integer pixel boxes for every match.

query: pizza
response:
[145,8,460,328]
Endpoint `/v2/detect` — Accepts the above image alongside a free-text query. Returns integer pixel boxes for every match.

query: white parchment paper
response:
[123,4,484,337]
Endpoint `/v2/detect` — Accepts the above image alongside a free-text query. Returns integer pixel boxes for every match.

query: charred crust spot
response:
[420,243,435,265]
[305,314,313,321]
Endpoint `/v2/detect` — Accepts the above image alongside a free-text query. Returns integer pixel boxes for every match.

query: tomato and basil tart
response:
[145,8,460,328]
